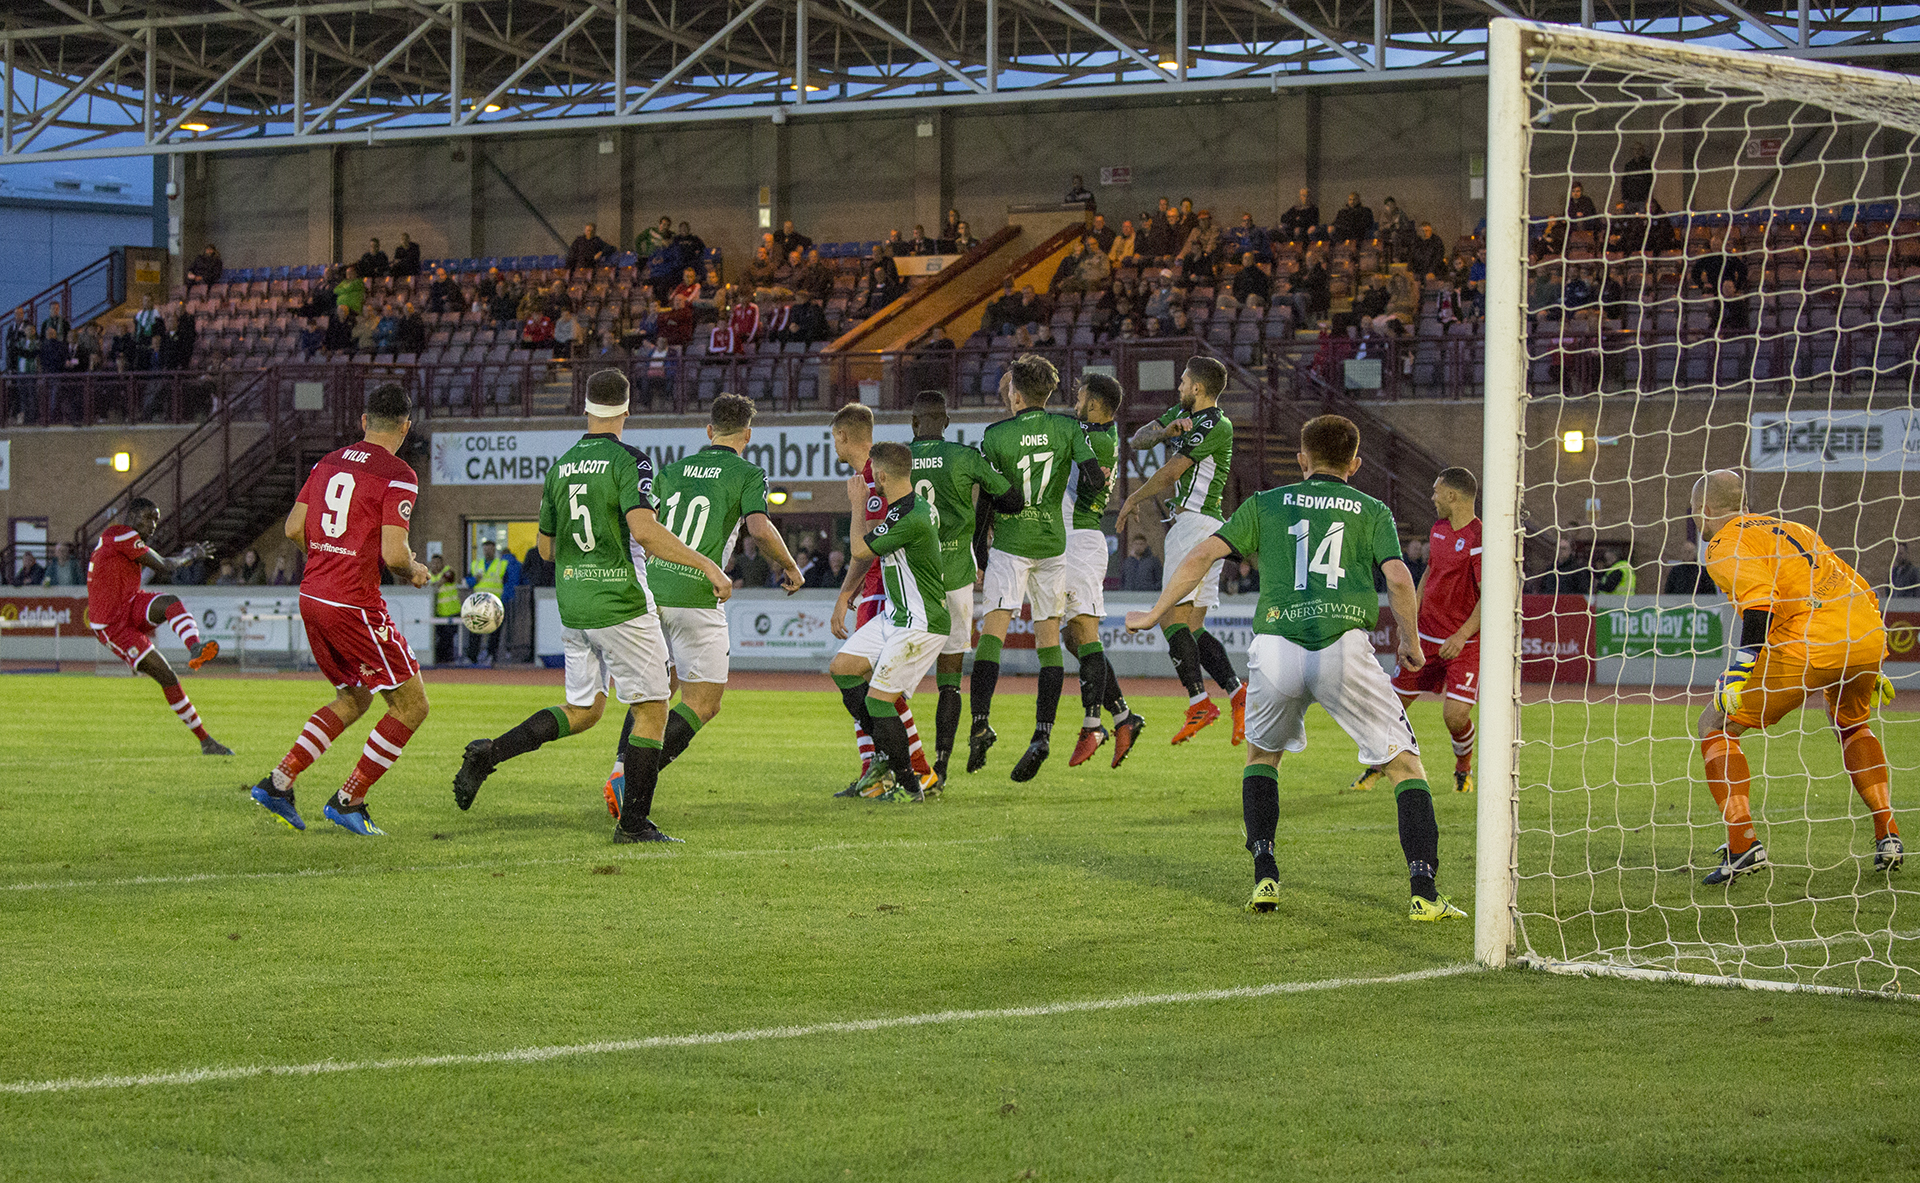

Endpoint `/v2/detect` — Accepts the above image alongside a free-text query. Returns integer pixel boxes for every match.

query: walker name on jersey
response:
[1282,491,1366,514]
[435,423,997,485]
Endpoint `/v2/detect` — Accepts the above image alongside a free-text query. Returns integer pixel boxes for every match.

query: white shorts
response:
[1245,630,1421,767]
[941,586,976,656]
[982,549,1066,621]
[838,616,943,698]
[562,614,671,708]
[659,605,729,684]
[1163,510,1225,609]
[1061,529,1108,620]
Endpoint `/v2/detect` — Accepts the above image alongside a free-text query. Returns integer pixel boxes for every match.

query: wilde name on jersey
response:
[342,449,372,463]
[1283,491,1365,514]
[555,458,612,478]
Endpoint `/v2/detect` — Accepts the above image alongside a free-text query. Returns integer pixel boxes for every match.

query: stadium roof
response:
[3,0,1917,162]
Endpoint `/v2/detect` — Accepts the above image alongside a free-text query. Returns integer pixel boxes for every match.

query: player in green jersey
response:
[1061,373,1147,769]
[1127,414,1465,921]
[451,371,731,844]
[969,354,1106,782]
[829,443,949,802]
[600,394,806,810]
[908,390,1022,787]
[1116,356,1246,747]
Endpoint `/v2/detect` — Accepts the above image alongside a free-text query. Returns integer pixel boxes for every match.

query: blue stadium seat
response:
[270,266,290,281]
[537,255,561,269]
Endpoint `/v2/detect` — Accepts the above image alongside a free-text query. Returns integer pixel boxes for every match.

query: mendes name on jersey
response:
[1065,419,1118,531]
[865,494,950,635]
[539,433,655,630]
[647,443,768,609]
[910,435,1010,592]
[980,407,1094,559]
[1156,403,1234,519]
[1214,474,1402,651]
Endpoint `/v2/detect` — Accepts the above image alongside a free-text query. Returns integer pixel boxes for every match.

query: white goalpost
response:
[1478,19,1920,995]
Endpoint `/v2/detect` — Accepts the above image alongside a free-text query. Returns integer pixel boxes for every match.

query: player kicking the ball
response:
[1353,467,1482,795]
[451,371,732,842]
[1128,415,1465,921]
[599,393,805,810]
[829,442,948,802]
[1117,357,1245,747]
[1692,469,1901,884]
[85,498,231,755]
[249,384,432,836]
[1062,373,1145,768]
[969,354,1106,781]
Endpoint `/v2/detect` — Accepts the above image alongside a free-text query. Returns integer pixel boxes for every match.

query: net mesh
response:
[1507,25,1919,994]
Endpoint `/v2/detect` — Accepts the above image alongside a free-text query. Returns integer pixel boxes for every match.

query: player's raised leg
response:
[134,642,231,756]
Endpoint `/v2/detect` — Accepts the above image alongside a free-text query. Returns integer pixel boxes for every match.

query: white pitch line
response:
[0,836,1007,895]
[0,964,1480,1096]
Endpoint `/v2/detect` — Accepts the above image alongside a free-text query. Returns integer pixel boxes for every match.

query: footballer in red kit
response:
[1358,467,1483,794]
[84,497,232,755]
[249,383,434,837]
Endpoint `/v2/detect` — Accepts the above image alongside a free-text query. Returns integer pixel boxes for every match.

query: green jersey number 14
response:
[1290,519,1347,590]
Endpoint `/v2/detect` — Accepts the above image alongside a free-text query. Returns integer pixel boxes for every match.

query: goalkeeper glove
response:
[1872,672,1897,709]
[1714,647,1760,717]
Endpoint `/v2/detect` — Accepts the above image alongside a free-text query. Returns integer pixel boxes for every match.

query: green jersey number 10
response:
[1289,518,1347,590]
[660,490,712,549]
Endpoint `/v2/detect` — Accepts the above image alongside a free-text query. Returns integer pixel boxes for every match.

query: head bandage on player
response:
[585,369,631,418]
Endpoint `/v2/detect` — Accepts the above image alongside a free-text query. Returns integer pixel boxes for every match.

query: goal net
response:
[1477,20,1920,995]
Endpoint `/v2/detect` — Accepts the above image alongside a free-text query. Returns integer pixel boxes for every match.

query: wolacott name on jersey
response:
[1282,491,1366,514]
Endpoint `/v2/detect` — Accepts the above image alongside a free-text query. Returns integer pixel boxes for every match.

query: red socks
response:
[162,599,202,648]
[162,683,211,743]
[338,716,416,805]
[274,706,347,790]
[1449,719,1476,774]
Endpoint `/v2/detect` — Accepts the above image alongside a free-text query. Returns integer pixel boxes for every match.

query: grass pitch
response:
[1,673,1913,1181]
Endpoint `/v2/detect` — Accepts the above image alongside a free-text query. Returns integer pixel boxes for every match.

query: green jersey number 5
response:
[568,483,598,553]
[1289,518,1347,590]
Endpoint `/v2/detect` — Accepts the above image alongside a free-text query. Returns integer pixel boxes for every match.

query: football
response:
[460,591,505,635]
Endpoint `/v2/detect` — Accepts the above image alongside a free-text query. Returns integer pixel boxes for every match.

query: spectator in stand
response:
[160,300,197,370]
[1890,543,1920,597]
[1662,540,1712,595]
[14,549,47,586]
[746,245,780,293]
[772,219,813,257]
[1177,232,1216,285]
[643,236,683,303]
[5,310,37,384]
[938,209,963,251]
[187,244,224,289]
[373,305,401,354]
[566,222,614,273]
[1056,236,1112,295]
[1687,233,1752,334]
[1346,272,1390,336]
[656,293,695,347]
[1142,203,1181,262]
[636,214,674,260]
[1406,222,1449,281]
[554,307,584,360]
[1120,536,1161,592]
[1224,558,1260,596]
[1168,306,1194,338]
[131,295,163,368]
[951,222,980,253]
[1108,219,1142,268]
[237,548,267,585]
[1527,538,1592,595]
[42,541,84,585]
[860,260,905,314]
[672,220,707,269]
[1566,182,1600,243]
[1173,198,1200,242]
[1228,212,1271,264]
[984,278,1021,335]
[213,558,241,586]
[1331,192,1376,245]
[1144,271,1176,322]
[672,267,706,312]
[778,291,832,343]
[1088,213,1117,253]
[1378,197,1416,261]
[521,305,555,354]
[351,307,378,356]
[1289,251,1332,328]
[487,274,520,327]
[725,535,770,589]
[271,552,297,585]
[294,271,336,320]
[356,239,390,280]
[426,267,460,313]
[389,233,421,279]
[794,249,835,301]
[882,229,907,257]
[1620,145,1654,208]
[1279,188,1320,246]
[1065,174,1094,203]
[298,317,325,360]
[323,305,355,355]
[334,265,367,316]
[39,320,70,378]
[906,225,936,256]
[397,302,426,354]
[71,322,102,374]
[1186,209,1222,261]
[1227,253,1271,310]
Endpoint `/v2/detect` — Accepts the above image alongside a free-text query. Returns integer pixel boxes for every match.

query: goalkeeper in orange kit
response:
[1691,470,1901,884]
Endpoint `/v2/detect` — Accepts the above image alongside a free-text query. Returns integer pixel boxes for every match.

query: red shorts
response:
[1391,637,1481,706]
[89,591,166,669]
[300,594,421,692]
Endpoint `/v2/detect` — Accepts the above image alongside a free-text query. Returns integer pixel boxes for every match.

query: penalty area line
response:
[0,964,1481,1096]
[0,836,1007,895]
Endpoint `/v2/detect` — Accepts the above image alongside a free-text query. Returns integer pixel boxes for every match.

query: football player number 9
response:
[320,472,355,538]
